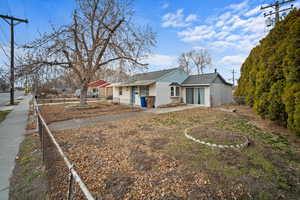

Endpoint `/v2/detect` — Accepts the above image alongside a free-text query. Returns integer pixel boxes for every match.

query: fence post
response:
[67,166,75,200]
[38,117,42,141]
[41,125,45,162]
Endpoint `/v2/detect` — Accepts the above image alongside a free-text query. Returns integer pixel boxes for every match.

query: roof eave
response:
[181,84,210,86]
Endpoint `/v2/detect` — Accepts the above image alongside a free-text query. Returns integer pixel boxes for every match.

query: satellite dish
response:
[266,17,272,27]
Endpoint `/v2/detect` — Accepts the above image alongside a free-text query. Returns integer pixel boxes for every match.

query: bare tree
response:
[190,49,212,75]
[178,49,212,75]
[0,67,9,91]
[23,0,156,104]
[178,52,192,74]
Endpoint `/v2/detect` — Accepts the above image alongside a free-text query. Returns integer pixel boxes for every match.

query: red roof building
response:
[87,80,112,98]
[88,80,107,87]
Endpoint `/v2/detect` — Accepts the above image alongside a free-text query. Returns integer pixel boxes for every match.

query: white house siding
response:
[149,83,156,96]
[113,86,131,104]
[154,69,189,107]
[182,86,210,107]
[113,84,156,106]
[210,83,233,106]
[155,82,172,107]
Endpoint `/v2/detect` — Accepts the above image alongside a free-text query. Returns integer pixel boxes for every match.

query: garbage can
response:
[146,96,155,108]
[140,96,147,107]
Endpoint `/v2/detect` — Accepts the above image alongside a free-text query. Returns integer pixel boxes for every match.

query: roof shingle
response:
[181,73,231,85]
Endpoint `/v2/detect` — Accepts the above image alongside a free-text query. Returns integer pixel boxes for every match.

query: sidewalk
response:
[145,104,203,114]
[0,96,31,199]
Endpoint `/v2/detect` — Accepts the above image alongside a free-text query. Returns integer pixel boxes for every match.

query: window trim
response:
[170,86,180,97]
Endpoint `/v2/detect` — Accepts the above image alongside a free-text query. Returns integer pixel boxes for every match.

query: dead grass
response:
[50,105,300,199]
[9,133,48,200]
[0,110,11,122]
[40,102,141,124]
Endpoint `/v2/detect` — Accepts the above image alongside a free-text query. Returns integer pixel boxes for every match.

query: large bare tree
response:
[23,0,156,104]
[178,49,212,75]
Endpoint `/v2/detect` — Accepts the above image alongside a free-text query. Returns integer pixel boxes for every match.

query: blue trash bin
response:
[140,96,147,107]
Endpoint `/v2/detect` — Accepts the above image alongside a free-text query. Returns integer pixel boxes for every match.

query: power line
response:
[0,42,10,58]
[261,0,295,27]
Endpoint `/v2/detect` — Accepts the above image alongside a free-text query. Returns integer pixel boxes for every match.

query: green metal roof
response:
[120,68,179,86]
[132,68,178,81]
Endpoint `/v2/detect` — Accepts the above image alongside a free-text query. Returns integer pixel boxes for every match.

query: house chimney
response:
[214,68,217,73]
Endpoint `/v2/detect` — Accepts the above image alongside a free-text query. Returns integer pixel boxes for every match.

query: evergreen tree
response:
[235,9,300,135]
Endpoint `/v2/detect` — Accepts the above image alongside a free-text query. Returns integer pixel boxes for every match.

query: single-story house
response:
[112,67,233,108]
[87,80,112,98]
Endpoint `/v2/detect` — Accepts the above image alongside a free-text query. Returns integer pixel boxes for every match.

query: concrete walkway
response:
[145,104,203,114]
[0,96,30,199]
[48,111,148,131]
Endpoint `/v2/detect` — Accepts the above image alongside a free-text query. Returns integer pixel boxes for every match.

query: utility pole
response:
[232,69,236,86]
[261,0,295,26]
[0,14,28,105]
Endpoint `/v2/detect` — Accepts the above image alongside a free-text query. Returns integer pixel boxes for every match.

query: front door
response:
[186,88,194,104]
[131,86,137,104]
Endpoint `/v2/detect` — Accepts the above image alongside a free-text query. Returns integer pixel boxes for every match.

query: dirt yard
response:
[49,105,300,200]
[40,102,141,124]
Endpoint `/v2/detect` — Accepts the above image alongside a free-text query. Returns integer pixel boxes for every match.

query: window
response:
[119,87,123,95]
[140,86,149,96]
[170,86,180,97]
[170,87,174,96]
[176,86,180,96]
[92,88,98,93]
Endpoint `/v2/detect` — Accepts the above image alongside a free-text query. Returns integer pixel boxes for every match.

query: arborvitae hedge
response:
[235,9,300,135]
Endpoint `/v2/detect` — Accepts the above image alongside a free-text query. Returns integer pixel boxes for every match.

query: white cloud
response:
[192,46,206,51]
[220,54,247,66]
[175,0,272,55]
[144,54,177,67]
[161,9,198,28]
[219,12,232,21]
[215,31,230,39]
[177,25,216,42]
[244,6,260,17]
[227,0,249,12]
[211,41,236,50]
[225,34,241,41]
[161,9,190,28]
[185,14,197,22]
[215,20,224,27]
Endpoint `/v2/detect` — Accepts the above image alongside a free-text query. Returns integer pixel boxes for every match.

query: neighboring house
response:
[112,67,233,108]
[87,80,112,98]
[52,85,73,94]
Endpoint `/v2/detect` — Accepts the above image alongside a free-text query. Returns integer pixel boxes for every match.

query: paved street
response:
[0,95,30,199]
[0,91,24,107]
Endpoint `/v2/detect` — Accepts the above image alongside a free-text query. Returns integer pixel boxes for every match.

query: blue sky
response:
[0,0,299,82]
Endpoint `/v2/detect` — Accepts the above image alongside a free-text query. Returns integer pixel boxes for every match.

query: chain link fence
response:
[233,96,246,105]
[34,99,95,200]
